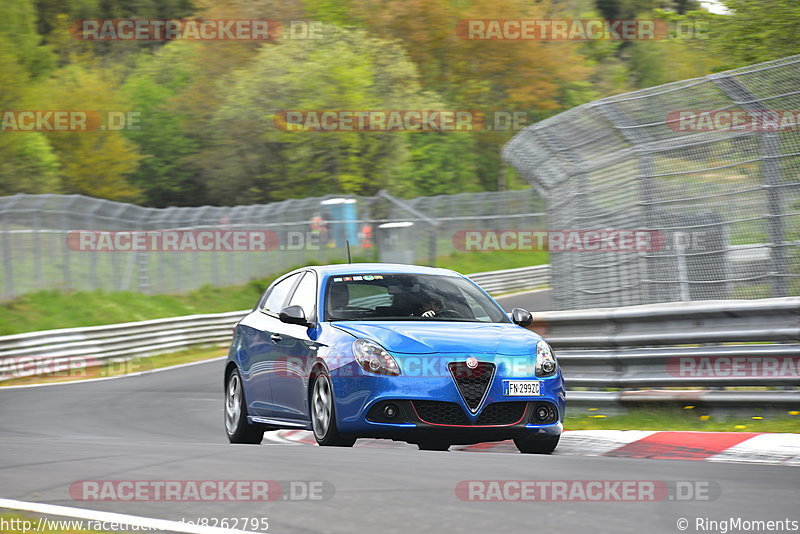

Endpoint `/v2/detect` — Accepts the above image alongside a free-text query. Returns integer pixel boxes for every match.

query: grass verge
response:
[0,251,548,335]
[566,407,800,433]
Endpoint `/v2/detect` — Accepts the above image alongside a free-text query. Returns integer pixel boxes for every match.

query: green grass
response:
[0,280,271,336]
[566,407,800,433]
[435,250,549,273]
[0,251,549,335]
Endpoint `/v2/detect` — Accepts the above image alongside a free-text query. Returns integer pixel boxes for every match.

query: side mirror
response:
[511,307,533,327]
[279,305,312,326]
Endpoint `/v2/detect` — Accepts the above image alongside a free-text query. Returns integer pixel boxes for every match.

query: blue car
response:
[224,263,565,453]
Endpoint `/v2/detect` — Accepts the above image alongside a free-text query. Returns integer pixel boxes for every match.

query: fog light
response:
[383,403,399,419]
[536,406,550,421]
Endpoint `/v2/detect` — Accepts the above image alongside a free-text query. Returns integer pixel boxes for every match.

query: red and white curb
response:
[264,429,800,465]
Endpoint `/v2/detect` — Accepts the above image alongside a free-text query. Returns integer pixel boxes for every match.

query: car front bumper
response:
[329,354,566,444]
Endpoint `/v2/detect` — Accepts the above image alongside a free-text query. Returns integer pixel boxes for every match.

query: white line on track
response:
[0,497,259,534]
[0,356,226,390]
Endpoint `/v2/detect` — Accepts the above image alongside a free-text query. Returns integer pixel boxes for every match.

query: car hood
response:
[331,321,541,355]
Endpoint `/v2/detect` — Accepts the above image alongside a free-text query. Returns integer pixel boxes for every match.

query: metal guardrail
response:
[0,311,247,382]
[567,390,800,414]
[532,297,800,388]
[467,265,550,294]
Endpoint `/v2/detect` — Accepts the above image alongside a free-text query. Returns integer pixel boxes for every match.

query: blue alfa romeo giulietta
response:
[224,263,565,453]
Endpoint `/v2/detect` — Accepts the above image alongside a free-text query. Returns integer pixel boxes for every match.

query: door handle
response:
[270,334,282,343]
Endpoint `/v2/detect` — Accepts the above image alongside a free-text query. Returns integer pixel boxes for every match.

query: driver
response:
[418,295,442,318]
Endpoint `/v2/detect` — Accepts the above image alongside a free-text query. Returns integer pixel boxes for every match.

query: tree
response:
[0,0,55,77]
[202,26,440,204]
[709,0,800,67]
[39,66,141,201]
[0,35,59,195]
[121,43,204,206]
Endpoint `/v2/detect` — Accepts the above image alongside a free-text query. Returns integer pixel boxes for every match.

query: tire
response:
[417,441,451,451]
[225,368,264,444]
[311,371,356,447]
[514,435,559,454]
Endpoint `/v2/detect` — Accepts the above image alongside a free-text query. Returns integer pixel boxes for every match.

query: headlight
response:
[352,339,401,376]
[535,340,557,377]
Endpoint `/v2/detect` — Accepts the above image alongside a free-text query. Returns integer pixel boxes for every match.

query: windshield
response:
[324,273,509,323]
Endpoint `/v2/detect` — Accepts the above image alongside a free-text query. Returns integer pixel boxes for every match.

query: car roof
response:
[303,263,463,278]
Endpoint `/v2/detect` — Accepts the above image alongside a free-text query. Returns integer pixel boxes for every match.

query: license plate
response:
[503,380,542,396]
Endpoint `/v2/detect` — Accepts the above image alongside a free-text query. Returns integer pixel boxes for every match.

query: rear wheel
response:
[514,435,559,454]
[417,441,451,451]
[225,368,264,444]
[311,372,356,447]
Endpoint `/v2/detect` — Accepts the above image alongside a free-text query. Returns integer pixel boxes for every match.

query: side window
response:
[348,284,391,308]
[288,271,317,318]
[261,273,302,313]
[458,288,486,321]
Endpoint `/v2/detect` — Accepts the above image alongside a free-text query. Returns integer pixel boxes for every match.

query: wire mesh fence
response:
[0,190,546,299]
[504,55,800,310]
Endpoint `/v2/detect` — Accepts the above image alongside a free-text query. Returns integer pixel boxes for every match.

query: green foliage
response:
[38,66,142,201]
[202,26,436,203]
[0,35,59,194]
[0,0,794,206]
[0,0,56,77]
[121,44,204,206]
[710,0,800,68]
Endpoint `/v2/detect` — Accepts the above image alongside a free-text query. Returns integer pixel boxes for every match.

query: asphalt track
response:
[0,289,797,534]
[495,288,552,313]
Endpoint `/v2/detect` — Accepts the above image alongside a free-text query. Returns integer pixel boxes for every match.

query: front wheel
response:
[225,368,264,444]
[311,372,356,447]
[514,435,559,454]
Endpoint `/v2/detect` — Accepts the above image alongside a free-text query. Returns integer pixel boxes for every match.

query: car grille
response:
[412,400,527,426]
[413,401,469,425]
[476,402,527,425]
[448,361,495,412]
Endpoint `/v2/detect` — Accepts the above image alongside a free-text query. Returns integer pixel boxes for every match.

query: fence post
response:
[712,74,788,298]
[377,190,440,266]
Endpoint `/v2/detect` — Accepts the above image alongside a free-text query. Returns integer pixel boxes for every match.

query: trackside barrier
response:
[0,311,248,382]
[530,297,800,388]
[468,265,549,294]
